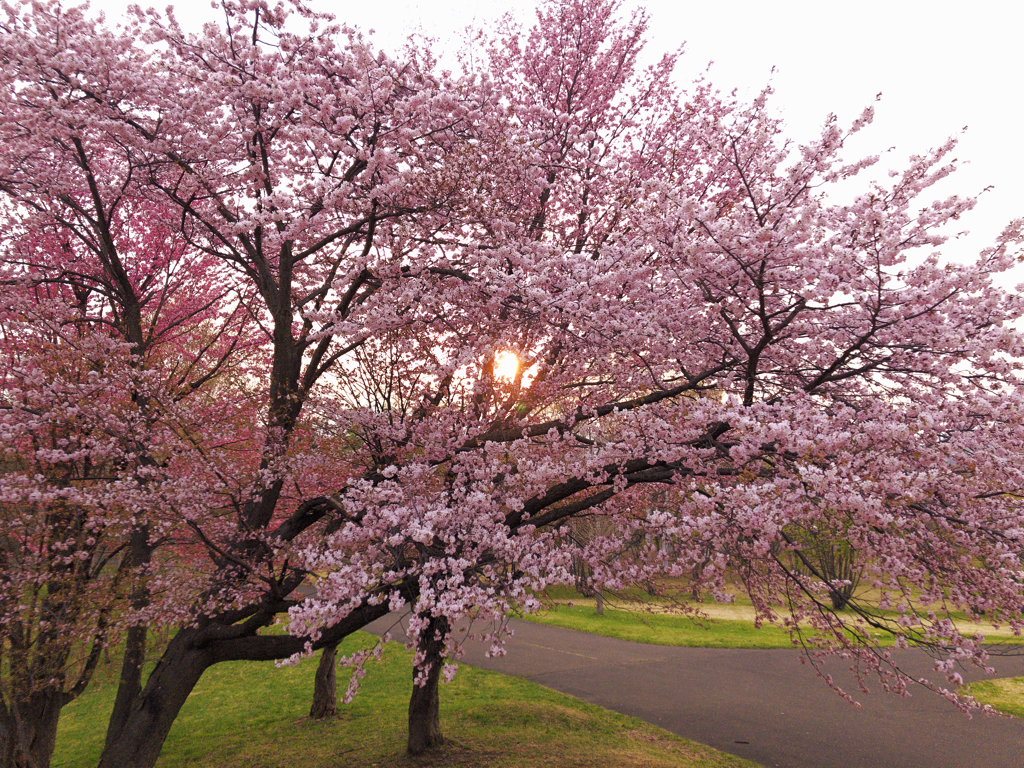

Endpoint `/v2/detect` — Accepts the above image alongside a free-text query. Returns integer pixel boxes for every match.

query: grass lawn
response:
[522,584,1024,650]
[521,602,799,648]
[964,677,1024,719]
[54,632,755,768]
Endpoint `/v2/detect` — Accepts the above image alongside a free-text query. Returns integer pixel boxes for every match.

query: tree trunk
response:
[95,596,391,768]
[309,643,338,719]
[104,626,147,754]
[106,526,153,753]
[97,629,211,768]
[595,589,604,615]
[407,615,449,756]
[0,689,63,768]
[571,555,595,596]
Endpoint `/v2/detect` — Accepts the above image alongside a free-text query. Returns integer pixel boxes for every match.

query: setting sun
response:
[494,351,519,383]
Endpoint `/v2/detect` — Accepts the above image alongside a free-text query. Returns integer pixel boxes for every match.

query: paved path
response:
[366,614,1024,768]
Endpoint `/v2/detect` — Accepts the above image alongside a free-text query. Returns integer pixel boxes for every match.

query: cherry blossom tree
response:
[0,292,137,768]
[0,194,253,766]
[1,0,1023,764]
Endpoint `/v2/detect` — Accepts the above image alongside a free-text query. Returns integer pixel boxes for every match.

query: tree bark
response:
[104,626,147,754]
[96,600,391,768]
[0,689,63,768]
[105,526,153,753]
[309,643,338,719]
[96,628,212,768]
[407,615,449,756]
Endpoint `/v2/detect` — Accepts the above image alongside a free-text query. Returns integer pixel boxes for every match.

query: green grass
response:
[522,583,1024,650]
[54,632,756,768]
[522,602,799,648]
[964,677,1024,719]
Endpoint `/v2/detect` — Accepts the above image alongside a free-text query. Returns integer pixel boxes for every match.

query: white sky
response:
[90,0,1023,287]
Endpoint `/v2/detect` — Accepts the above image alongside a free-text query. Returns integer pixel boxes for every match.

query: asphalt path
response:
[365,614,1024,768]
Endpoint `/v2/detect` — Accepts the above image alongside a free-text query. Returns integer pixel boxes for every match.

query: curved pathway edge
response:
[365,614,1024,768]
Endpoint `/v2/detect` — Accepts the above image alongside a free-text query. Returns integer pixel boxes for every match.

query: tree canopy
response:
[1,0,1022,764]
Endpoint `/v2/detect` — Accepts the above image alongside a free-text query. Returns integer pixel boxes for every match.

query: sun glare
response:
[494,351,519,383]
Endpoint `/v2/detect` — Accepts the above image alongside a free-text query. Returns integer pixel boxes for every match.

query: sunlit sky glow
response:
[91,0,1024,287]
[494,351,519,383]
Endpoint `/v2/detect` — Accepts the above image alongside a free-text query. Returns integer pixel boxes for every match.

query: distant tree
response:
[784,522,863,610]
[1,0,1023,765]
